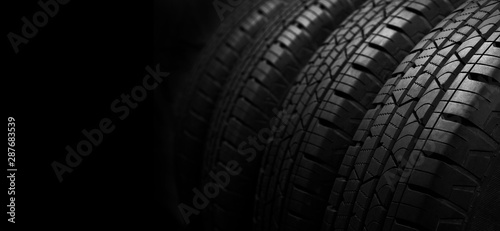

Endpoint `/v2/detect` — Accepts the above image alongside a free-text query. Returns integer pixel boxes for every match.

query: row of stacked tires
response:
[172,0,500,230]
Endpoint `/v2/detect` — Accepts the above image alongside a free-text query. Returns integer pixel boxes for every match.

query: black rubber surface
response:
[324,0,500,230]
[200,0,363,230]
[173,0,282,215]
[253,0,465,230]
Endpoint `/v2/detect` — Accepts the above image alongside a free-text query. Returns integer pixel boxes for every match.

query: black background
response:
[4,0,221,228]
